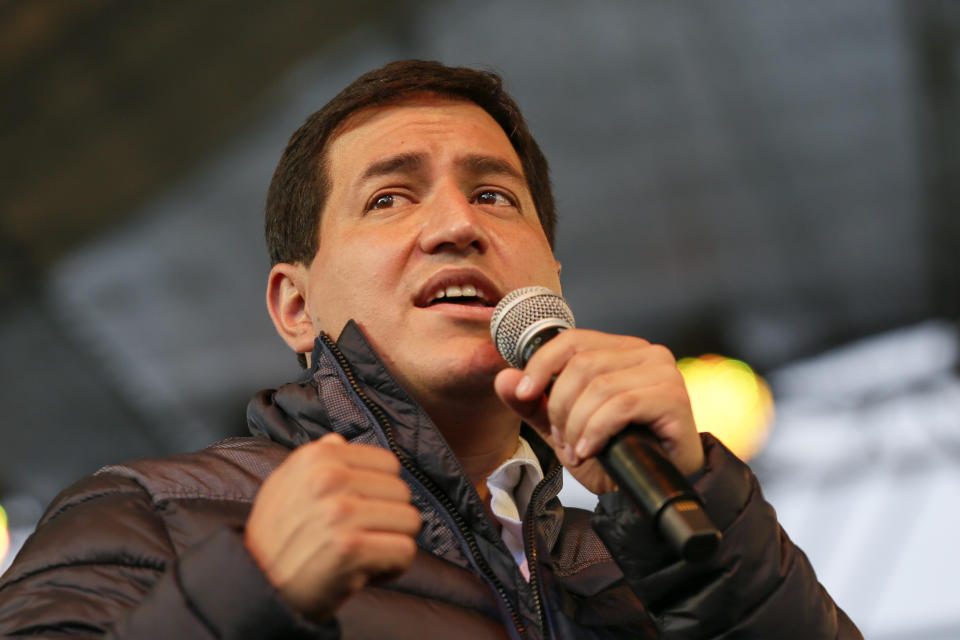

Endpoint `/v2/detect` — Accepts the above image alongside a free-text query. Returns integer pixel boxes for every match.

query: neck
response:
[420,390,521,501]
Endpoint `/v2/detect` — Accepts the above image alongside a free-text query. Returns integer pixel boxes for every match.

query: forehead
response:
[325,96,521,173]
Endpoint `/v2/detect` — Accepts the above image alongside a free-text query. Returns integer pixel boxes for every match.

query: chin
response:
[467,341,509,374]
[424,345,507,393]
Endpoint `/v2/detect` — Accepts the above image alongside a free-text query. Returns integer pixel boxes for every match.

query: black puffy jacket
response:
[0,322,861,638]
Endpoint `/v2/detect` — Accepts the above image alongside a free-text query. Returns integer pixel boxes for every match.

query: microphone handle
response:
[599,424,721,562]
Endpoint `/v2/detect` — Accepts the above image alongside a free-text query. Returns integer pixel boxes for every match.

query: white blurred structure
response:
[761,321,960,639]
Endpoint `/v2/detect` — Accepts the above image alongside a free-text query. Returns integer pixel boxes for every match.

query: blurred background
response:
[1,1,958,636]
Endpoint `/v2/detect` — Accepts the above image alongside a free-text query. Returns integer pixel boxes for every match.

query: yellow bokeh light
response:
[0,504,8,568]
[678,354,775,460]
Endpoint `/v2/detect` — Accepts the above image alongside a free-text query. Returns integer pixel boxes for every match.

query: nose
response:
[418,183,490,255]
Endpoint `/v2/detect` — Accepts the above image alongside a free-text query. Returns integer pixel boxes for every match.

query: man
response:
[0,60,861,638]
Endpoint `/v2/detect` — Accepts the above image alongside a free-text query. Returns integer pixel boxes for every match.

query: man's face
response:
[301,96,561,401]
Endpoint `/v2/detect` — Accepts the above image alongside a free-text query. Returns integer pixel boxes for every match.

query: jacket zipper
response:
[524,463,561,640]
[320,334,528,637]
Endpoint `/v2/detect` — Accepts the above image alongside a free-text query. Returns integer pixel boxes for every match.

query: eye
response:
[474,190,515,207]
[367,193,412,211]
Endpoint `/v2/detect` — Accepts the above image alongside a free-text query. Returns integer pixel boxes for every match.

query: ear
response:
[266,262,316,355]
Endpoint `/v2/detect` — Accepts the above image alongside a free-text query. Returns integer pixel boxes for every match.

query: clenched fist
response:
[244,433,421,621]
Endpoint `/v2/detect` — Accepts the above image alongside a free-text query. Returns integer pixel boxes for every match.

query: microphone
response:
[491,286,720,562]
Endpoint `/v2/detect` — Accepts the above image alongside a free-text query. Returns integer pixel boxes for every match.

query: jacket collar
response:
[248,320,565,549]
[332,321,563,486]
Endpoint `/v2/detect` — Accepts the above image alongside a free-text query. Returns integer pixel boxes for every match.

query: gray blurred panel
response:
[0,298,160,503]
[411,0,930,365]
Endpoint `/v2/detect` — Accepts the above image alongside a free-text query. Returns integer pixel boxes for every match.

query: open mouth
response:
[424,284,495,308]
[414,269,503,311]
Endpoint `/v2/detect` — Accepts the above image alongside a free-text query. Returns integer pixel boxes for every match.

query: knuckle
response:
[665,375,687,396]
[365,446,401,474]
[394,478,413,502]
[545,401,566,428]
[633,336,652,348]
[314,434,342,451]
[611,390,641,417]
[554,327,581,347]
[566,349,591,368]
[647,343,675,362]
[382,450,403,475]
[345,572,368,595]
[399,535,417,562]
[287,440,319,465]
[326,495,356,521]
[402,506,422,532]
[587,372,616,395]
[584,411,619,441]
[301,439,340,465]
[311,465,347,496]
[673,384,693,407]
[563,335,590,359]
[568,351,604,379]
[332,532,363,558]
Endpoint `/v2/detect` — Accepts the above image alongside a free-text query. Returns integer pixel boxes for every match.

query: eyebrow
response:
[458,154,524,181]
[360,152,425,181]
[359,152,524,183]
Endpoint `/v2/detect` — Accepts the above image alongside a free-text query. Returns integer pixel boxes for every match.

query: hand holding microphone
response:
[491,287,720,562]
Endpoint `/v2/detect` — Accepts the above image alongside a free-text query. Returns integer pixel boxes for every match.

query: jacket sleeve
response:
[0,474,335,639]
[591,433,862,640]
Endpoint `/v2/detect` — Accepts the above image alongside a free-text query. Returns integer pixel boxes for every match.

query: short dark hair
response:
[264,59,557,268]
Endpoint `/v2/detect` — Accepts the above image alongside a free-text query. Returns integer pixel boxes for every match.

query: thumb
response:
[494,368,551,439]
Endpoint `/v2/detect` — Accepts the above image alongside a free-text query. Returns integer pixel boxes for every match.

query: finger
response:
[284,530,417,614]
[547,348,668,442]
[306,463,412,503]
[560,358,680,448]
[340,496,422,536]
[495,368,585,467]
[571,383,702,474]
[516,329,648,402]
[300,435,403,475]
[316,495,421,536]
[571,386,660,462]
[345,531,418,579]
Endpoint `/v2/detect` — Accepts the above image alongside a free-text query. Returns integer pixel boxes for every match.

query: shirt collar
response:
[485,436,545,523]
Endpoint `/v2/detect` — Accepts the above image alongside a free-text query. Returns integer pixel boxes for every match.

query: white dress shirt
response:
[484,436,544,582]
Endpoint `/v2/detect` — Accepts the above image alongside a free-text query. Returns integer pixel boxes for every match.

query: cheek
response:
[541,260,563,290]
[470,341,508,371]
[514,243,562,288]
[310,258,403,331]
[304,263,356,334]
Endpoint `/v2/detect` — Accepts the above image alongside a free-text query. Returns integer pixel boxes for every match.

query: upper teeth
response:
[432,284,484,301]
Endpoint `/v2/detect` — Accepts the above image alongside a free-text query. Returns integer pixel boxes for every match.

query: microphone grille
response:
[490,286,575,368]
